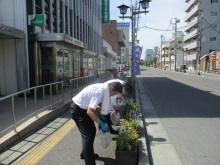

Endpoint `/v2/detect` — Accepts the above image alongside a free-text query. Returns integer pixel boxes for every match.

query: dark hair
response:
[109,82,122,93]
[122,79,133,94]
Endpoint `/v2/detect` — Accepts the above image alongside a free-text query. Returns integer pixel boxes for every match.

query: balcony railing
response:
[184,4,200,22]
[184,28,199,42]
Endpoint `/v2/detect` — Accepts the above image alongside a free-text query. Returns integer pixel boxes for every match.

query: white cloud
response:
[110,0,186,59]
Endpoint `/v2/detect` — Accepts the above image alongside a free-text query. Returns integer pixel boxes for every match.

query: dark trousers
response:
[105,113,113,128]
[71,103,96,165]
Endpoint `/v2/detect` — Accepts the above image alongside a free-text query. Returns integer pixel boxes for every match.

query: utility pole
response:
[174,18,180,71]
[169,40,171,71]
[160,34,164,69]
[198,17,203,75]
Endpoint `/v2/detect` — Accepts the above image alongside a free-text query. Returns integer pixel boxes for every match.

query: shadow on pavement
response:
[96,157,115,165]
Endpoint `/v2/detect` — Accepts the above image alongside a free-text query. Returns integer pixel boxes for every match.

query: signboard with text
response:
[28,14,45,26]
[102,0,110,24]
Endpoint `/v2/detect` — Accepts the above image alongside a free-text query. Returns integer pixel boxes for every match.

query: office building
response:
[0,0,114,96]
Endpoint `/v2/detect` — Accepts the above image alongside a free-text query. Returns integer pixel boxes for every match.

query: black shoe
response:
[80,153,99,159]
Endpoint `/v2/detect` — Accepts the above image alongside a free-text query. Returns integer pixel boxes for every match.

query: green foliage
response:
[116,119,139,151]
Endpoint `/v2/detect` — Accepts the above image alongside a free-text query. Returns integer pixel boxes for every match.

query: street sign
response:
[102,0,110,24]
[28,14,45,26]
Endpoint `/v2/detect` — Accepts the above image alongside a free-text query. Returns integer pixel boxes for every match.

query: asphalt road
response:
[138,66,220,165]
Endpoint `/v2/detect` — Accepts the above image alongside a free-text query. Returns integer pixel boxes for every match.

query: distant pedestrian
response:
[113,69,118,79]
[71,82,122,165]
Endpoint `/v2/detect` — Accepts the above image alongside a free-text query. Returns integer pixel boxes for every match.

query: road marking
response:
[17,119,75,165]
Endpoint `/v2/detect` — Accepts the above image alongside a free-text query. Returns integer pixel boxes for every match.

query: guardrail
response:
[0,73,112,138]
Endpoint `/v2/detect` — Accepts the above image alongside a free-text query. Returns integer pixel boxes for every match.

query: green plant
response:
[128,118,140,130]
[123,102,138,120]
[116,119,139,151]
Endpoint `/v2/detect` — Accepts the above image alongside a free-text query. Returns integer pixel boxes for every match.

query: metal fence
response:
[0,72,112,138]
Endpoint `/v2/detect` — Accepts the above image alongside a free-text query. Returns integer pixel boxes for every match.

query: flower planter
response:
[115,101,139,165]
[115,149,138,165]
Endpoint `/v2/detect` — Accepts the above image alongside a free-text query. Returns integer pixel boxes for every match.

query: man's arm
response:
[87,107,101,123]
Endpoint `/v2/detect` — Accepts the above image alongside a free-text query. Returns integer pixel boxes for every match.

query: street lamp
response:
[117,0,151,78]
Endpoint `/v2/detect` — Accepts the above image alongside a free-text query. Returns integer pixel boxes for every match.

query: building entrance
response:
[41,47,54,85]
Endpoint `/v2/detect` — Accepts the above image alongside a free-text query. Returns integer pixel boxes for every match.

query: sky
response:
[110,0,186,59]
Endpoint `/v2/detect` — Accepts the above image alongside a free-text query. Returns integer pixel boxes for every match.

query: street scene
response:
[1,0,220,165]
[1,67,220,165]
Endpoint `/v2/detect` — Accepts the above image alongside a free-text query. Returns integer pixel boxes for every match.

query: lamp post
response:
[117,0,151,78]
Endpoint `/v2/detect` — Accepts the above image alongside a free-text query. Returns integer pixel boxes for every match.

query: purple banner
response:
[133,46,142,75]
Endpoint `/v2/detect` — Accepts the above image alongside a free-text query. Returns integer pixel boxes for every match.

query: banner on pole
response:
[133,46,142,75]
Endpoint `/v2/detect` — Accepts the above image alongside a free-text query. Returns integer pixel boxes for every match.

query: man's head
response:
[122,79,133,94]
[108,81,122,96]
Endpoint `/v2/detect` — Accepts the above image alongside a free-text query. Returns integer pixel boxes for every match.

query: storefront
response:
[30,33,86,86]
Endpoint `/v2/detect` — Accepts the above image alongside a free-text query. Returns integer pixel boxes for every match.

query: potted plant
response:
[115,118,139,165]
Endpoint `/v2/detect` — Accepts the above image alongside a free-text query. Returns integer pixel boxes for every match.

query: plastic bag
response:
[110,111,120,126]
[97,130,112,149]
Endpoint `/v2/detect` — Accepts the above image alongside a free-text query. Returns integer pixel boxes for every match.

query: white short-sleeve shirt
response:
[72,83,104,110]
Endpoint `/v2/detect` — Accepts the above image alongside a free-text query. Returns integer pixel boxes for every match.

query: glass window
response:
[52,0,57,32]
[59,0,63,33]
[57,50,64,81]
[210,37,217,41]
[74,52,80,77]
[70,10,73,36]
[83,54,88,76]
[65,5,68,34]
[210,12,217,16]
[45,0,50,30]
[36,0,42,14]
[211,0,218,3]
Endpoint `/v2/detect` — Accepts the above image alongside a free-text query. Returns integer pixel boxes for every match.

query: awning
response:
[34,33,87,49]
[103,47,117,57]
[0,23,24,39]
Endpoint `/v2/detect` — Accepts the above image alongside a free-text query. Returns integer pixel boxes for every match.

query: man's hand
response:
[125,101,131,106]
[100,115,107,123]
[99,121,109,133]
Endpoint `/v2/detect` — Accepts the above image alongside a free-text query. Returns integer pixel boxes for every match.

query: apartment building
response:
[184,0,220,71]
[161,32,185,70]
[144,49,155,61]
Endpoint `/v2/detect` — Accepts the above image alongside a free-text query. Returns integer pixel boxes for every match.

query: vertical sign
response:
[121,47,125,64]
[133,46,143,75]
[126,47,129,64]
[102,0,110,24]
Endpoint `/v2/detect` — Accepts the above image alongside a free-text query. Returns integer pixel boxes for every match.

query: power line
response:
[202,17,220,33]
[139,20,198,32]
